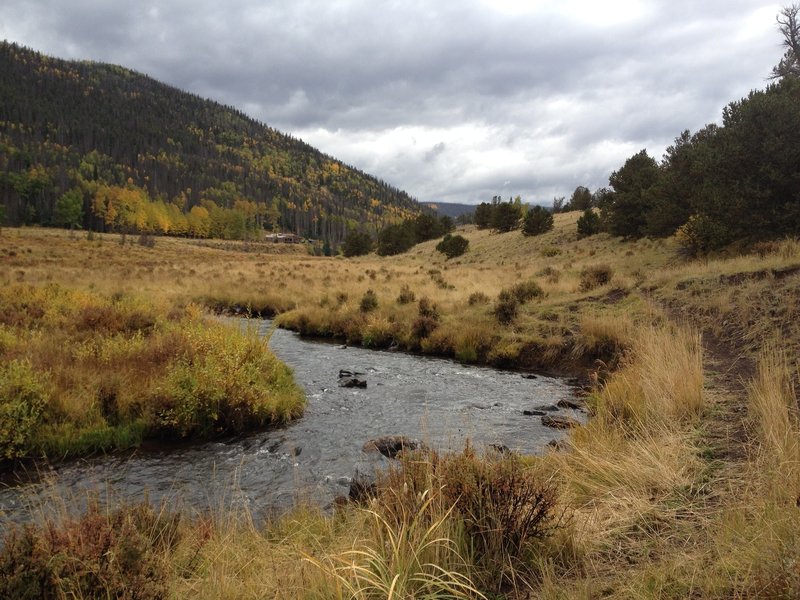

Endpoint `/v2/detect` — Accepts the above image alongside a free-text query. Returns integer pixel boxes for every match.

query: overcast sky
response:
[0,1,786,205]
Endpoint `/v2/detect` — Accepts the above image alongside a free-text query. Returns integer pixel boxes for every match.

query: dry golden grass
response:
[747,345,800,504]
[547,325,705,572]
[2,219,800,598]
[0,217,680,374]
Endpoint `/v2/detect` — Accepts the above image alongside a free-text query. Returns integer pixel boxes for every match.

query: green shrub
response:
[396,284,416,305]
[491,201,522,232]
[0,360,49,460]
[359,289,379,313]
[468,291,490,306]
[521,205,554,236]
[576,208,601,238]
[376,222,416,256]
[493,290,518,325]
[342,230,374,257]
[152,323,303,438]
[435,233,469,258]
[491,281,542,326]
[510,280,544,303]
[412,297,440,339]
[676,214,732,256]
[579,264,613,291]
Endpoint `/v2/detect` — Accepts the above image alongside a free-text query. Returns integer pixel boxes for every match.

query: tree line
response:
[584,4,800,252]
[343,212,456,257]
[473,196,554,237]
[464,5,800,252]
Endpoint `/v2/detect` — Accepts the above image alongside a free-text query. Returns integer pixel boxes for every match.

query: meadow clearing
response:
[1,214,799,598]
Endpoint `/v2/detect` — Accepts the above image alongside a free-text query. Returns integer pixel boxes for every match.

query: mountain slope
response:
[0,41,420,242]
[421,201,476,218]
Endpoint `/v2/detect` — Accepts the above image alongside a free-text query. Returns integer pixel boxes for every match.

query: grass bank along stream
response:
[0,284,304,463]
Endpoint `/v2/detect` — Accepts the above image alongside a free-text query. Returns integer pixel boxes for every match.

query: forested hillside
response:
[0,41,420,244]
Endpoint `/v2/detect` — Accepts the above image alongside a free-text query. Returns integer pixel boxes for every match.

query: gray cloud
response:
[0,0,784,204]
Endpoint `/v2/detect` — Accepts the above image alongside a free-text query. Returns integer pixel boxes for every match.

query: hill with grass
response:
[0,41,420,244]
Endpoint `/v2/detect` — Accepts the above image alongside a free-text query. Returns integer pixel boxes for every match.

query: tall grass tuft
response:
[747,344,800,503]
[555,324,705,568]
[305,495,485,600]
[590,324,704,429]
[374,447,559,592]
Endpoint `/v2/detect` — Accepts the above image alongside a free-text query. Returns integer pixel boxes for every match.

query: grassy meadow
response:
[1,217,799,598]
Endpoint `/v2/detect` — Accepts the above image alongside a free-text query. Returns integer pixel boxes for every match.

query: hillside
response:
[0,41,420,244]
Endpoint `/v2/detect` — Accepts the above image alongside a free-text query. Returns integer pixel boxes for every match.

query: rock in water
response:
[556,398,586,410]
[339,369,365,378]
[362,436,426,459]
[489,443,512,454]
[541,415,580,429]
[348,472,377,503]
[339,376,367,388]
[547,439,568,451]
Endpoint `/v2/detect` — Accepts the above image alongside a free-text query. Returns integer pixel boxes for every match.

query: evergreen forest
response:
[0,41,421,246]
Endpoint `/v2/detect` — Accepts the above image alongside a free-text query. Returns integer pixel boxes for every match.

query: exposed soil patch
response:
[582,287,631,305]
[675,263,800,290]
[697,329,753,465]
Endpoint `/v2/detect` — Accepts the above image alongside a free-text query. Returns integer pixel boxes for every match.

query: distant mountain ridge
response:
[422,202,476,218]
[0,41,420,243]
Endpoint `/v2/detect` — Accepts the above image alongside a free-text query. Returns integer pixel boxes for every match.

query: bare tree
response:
[771,3,800,79]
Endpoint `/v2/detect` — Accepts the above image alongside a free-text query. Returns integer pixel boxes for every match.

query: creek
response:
[0,320,580,525]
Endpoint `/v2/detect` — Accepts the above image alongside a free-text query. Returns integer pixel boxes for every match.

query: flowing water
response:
[0,321,580,524]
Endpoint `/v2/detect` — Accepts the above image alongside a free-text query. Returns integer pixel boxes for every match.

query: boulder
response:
[556,398,586,411]
[541,415,580,430]
[362,436,426,459]
[339,377,367,388]
[339,369,365,378]
[348,472,376,503]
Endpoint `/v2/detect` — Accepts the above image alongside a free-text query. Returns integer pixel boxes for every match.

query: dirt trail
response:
[698,329,753,467]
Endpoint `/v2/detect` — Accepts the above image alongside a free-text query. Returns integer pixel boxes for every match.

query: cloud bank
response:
[0,0,783,204]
